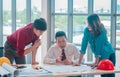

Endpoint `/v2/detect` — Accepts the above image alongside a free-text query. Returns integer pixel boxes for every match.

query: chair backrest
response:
[0,47,4,57]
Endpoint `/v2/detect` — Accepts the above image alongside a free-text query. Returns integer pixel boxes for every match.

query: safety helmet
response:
[97,59,114,70]
[0,57,11,66]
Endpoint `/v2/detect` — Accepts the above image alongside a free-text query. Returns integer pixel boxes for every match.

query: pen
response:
[41,67,52,73]
[91,66,96,69]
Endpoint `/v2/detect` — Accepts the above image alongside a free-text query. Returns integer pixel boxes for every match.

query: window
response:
[55,15,67,33]
[31,0,41,22]
[73,0,88,13]
[117,0,120,14]
[116,17,120,48]
[94,0,111,14]
[55,0,68,13]
[116,0,120,49]
[3,0,12,45]
[73,16,87,45]
[16,0,26,29]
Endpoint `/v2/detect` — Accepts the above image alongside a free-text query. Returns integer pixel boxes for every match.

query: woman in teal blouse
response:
[78,14,116,77]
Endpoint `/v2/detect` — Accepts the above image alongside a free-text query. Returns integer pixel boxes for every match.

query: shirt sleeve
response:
[72,44,85,63]
[80,28,88,54]
[43,47,56,64]
[71,45,80,62]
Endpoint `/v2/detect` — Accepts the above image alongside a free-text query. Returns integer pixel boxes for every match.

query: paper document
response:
[19,65,52,76]
[44,64,92,73]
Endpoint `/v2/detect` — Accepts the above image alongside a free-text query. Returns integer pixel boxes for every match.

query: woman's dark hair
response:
[87,14,102,37]
[33,18,47,31]
[55,31,67,39]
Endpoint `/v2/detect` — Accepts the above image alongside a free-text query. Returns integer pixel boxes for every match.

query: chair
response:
[0,47,4,57]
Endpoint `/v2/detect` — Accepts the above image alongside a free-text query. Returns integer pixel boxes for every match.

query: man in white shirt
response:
[44,31,82,77]
[44,31,82,65]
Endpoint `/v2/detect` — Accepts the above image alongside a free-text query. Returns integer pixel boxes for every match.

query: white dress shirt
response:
[44,43,81,64]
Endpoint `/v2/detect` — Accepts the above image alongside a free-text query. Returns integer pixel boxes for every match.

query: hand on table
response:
[63,59,72,65]
[56,56,63,63]
[72,61,81,66]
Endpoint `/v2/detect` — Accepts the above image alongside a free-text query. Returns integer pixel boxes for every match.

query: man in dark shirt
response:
[4,18,47,65]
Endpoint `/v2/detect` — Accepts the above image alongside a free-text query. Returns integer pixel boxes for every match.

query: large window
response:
[1,0,120,67]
